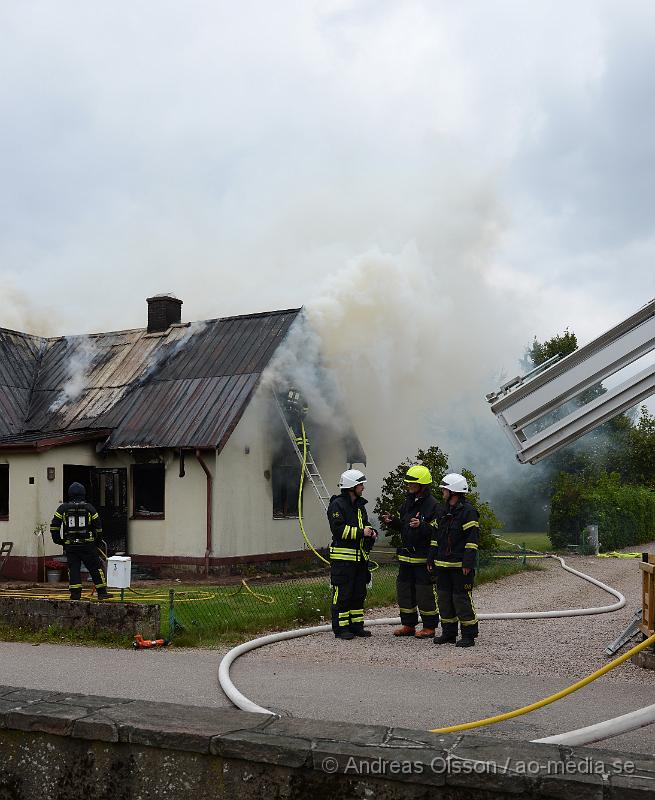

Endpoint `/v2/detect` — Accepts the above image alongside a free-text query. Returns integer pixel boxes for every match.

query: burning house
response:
[0,296,365,580]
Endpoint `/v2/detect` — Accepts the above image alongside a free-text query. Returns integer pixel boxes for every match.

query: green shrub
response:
[549,471,655,551]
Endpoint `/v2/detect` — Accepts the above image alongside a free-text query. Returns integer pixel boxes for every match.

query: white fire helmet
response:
[338,469,367,490]
[439,473,469,494]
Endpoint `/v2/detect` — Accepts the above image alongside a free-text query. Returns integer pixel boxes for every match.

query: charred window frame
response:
[0,465,8,520]
[272,449,301,519]
[131,464,165,519]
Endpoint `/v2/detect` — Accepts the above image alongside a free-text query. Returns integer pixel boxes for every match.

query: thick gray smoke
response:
[262,316,342,430]
[265,219,530,505]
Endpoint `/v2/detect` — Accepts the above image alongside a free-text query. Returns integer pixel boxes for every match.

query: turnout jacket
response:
[50,501,102,548]
[327,491,374,563]
[386,491,443,563]
[428,498,480,570]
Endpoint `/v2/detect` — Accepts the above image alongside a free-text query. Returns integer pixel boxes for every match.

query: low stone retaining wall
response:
[0,685,652,798]
[0,597,160,638]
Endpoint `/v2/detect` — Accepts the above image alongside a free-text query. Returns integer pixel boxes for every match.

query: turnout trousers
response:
[396,561,439,629]
[66,545,108,600]
[435,567,478,639]
[330,561,369,634]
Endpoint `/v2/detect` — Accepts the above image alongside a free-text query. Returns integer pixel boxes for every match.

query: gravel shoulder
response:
[235,545,655,753]
[248,548,650,684]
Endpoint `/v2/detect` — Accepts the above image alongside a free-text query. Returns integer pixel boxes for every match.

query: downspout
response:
[195,451,213,577]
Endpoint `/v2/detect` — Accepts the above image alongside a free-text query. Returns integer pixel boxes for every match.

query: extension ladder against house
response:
[273,391,331,511]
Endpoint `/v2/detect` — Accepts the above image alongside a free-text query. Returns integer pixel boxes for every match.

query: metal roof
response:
[0,309,301,451]
[0,329,45,439]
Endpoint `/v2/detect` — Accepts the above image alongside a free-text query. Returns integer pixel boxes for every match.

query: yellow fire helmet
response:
[404,465,432,485]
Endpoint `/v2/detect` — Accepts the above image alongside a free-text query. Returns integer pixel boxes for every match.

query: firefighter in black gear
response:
[428,473,480,647]
[50,482,109,600]
[327,469,377,640]
[284,387,309,452]
[382,465,443,639]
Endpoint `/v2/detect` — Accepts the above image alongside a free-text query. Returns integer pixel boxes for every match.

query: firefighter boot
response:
[335,631,356,641]
[393,625,416,637]
[455,637,475,648]
[433,633,457,644]
[415,628,435,639]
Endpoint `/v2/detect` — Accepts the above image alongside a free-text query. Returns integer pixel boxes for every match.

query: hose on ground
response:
[430,632,655,733]
[218,554,627,719]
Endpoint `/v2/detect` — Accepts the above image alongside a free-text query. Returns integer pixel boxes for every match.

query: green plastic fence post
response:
[169,589,175,640]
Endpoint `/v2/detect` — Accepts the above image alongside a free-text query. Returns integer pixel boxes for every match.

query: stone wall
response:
[0,597,160,638]
[0,685,652,799]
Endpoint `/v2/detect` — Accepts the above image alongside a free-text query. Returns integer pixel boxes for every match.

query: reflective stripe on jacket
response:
[327,492,373,563]
[428,499,480,569]
[50,501,102,546]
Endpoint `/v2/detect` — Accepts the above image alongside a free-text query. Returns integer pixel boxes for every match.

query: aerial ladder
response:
[487,297,655,653]
[487,297,655,464]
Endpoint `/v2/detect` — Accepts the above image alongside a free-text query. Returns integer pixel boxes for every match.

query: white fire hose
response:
[218,554,655,743]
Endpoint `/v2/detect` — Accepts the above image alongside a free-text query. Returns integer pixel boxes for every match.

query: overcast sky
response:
[2,1,655,477]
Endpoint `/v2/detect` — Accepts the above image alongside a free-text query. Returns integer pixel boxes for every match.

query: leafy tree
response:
[623,406,655,486]
[523,329,578,369]
[374,446,502,551]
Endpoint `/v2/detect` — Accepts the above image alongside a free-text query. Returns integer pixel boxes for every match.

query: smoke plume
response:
[0,275,53,336]
[266,203,530,503]
[49,337,99,412]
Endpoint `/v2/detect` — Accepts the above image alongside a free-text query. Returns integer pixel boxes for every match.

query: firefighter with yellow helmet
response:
[381,465,443,638]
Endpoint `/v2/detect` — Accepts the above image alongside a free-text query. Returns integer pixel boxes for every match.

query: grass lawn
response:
[494,532,552,552]
[0,559,543,648]
[142,559,543,646]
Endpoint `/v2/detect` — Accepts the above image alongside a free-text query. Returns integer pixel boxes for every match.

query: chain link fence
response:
[117,546,536,645]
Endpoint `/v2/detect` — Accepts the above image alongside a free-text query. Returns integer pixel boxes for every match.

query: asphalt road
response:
[1,634,654,755]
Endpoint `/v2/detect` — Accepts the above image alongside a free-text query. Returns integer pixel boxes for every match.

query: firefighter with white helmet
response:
[381,465,443,639]
[327,469,378,640]
[428,473,480,647]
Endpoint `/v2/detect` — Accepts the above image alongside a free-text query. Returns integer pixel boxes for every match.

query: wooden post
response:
[639,554,655,638]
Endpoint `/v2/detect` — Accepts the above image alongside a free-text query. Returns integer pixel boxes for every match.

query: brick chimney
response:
[146,295,183,333]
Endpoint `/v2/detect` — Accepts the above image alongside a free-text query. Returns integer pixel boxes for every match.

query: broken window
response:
[272,451,301,519]
[132,464,165,518]
[0,465,8,519]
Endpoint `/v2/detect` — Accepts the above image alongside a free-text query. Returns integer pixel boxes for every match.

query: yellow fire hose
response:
[3,537,275,605]
[430,631,655,733]
[597,551,643,558]
[297,420,330,566]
